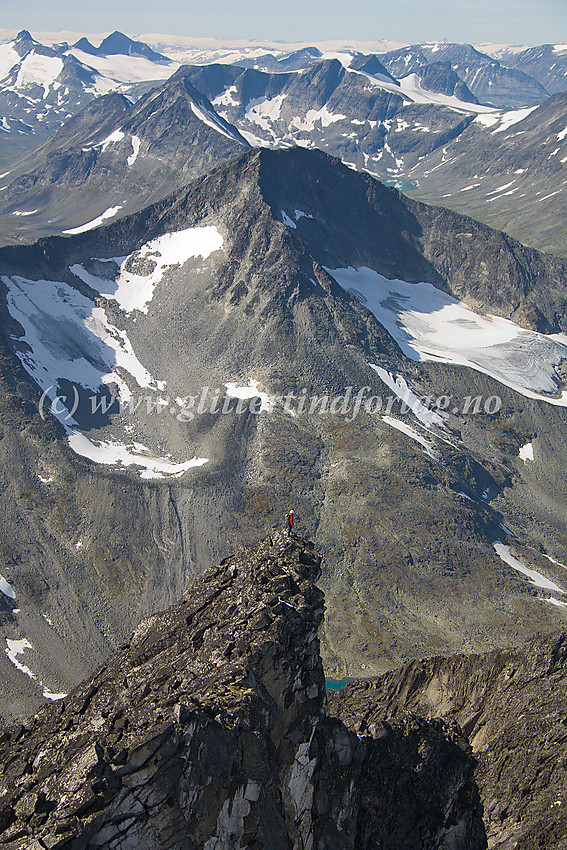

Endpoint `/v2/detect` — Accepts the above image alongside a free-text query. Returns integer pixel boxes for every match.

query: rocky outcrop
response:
[0,534,485,849]
[328,632,567,849]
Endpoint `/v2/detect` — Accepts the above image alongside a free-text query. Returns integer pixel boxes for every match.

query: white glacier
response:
[325,266,567,405]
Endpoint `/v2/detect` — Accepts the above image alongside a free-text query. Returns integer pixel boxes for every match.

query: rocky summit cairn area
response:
[0,532,485,849]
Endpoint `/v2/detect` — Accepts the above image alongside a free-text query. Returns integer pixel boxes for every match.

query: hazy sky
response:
[5,0,566,46]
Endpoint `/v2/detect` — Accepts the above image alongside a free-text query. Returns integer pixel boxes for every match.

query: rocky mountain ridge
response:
[330,630,567,848]
[0,73,249,242]
[0,533,486,849]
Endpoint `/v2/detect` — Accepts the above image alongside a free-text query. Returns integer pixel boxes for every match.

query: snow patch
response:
[98,128,125,152]
[0,574,15,599]
[245,94,287,130]
[281,210,297,228]
[63,205,123,234]
[71,226,224,314]
[519,442,534,462]
[5,638,36,681]
[5,636,67,699]
[544,554,567,570]
[370,366,445,428]
[0,42,19,80]
[486,181,515,195]
[291,106,346,132]
[43,687,67,700]
[212,85,240,108]
[237,129,273,147]
[545,597,567,608]
[189,100,242,141]
[225,380,272,412]
[382,416,436,459]
[66,433,209,479]
[398,73,496,113]
[70,48,178,85]
[494,542,564,593]
[492,106,538,133]
[475,114,501,128]
[127,134,141,166]
[15,53,63,97]
[2,274,160,401]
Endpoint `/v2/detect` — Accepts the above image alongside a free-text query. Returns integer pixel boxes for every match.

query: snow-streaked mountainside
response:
[501,43,567,95]
[0,73,249,242]
[0,31,566,255]
[410,91,567,256]
[0,30,178,167]
[0,56,553,246]
[1,147,567,719]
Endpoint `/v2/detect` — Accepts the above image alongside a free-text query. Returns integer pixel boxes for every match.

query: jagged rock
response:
[328,632,567,849]
[0,535,484,849]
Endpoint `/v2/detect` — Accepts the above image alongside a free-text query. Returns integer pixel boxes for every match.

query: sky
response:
[4,0,566,46]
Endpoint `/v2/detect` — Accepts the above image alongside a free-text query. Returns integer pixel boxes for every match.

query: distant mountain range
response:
[0,30,177,167]
[0,35,565,255]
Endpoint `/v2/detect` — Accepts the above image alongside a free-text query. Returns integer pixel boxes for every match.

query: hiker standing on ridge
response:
[287,509,294,536]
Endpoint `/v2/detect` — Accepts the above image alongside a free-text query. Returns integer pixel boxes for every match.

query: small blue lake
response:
[325,677,354,690]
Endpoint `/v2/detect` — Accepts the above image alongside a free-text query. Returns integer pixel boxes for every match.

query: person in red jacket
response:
[287,509,294,536]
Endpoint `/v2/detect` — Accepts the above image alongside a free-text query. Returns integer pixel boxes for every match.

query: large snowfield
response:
[326,266,567,405]
[1,229,225,478]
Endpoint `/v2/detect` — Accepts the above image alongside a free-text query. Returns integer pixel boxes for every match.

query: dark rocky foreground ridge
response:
[329,633,567,849]
[0,533,486,849]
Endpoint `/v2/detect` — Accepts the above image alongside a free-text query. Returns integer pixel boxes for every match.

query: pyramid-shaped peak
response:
[97,31,168,62]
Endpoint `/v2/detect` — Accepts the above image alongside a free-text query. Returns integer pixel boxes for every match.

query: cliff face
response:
[329,633,567,849]
[0,534,485,849]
